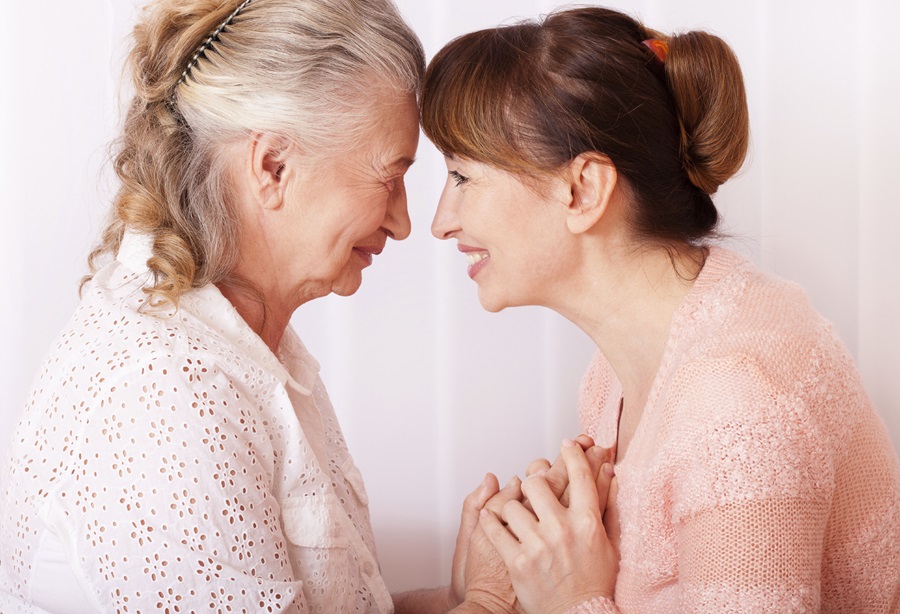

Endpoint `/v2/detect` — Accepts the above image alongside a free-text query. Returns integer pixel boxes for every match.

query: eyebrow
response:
[384,156,416,173]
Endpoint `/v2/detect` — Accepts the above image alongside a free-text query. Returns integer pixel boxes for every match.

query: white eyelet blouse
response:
[0,231,393,613]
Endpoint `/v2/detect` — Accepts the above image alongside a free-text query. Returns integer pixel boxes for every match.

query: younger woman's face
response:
[431,157,574,312]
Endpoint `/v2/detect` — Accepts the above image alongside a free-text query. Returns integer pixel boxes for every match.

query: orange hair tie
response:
[642,39,669,63]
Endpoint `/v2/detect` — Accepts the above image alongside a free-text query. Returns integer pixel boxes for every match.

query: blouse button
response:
[363,561,375,576]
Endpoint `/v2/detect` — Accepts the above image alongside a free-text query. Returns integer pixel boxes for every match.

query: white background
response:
[1,0,898,594]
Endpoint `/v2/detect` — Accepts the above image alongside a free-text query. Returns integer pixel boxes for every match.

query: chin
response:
[477,289,509,313]
[333,286,360,297]
[331,272,363,297]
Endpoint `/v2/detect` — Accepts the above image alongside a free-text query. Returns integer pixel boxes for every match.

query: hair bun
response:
[665,31,749,194]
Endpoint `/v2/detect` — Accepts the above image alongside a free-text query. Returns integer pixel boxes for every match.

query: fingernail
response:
[481,474,490,487]
[588,446,603,457]
[507,475,520,487]
[603,463,615,478]
[562,438,576,448]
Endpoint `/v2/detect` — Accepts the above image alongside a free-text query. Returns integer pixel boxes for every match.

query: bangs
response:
[421,26,542,174]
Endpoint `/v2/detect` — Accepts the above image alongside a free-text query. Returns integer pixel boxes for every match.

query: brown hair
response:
[420,7,749,247]
[84,0,425,307]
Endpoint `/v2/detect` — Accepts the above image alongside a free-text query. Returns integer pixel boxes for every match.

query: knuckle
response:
[463,494,483,513]
[501,499,518,517]
[571,466,592,483]
[545,474,566,494]
[485,497,504,515]
[525,458,550,475]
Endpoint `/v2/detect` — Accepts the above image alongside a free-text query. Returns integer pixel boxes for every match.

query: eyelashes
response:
[449,170,469,187]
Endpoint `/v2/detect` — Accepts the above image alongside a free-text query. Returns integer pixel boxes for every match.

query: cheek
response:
[323,194,385,246]
[350,193,390,234]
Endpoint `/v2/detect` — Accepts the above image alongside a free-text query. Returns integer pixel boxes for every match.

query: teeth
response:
[466,252,489,266]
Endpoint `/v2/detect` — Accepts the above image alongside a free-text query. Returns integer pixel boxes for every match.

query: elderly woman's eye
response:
[449,170,469,187]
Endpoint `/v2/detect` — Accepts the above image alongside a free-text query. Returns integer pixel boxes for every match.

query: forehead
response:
[362,93,419,170]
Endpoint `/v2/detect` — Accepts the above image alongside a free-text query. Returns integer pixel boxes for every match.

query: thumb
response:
[451,473,499,605]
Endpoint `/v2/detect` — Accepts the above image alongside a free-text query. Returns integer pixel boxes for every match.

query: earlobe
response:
[565,153,617,235]
[248,133,292,211]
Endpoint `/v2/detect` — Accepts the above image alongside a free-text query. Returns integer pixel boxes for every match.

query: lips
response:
[458,244,490,279]
[353,245,383,267]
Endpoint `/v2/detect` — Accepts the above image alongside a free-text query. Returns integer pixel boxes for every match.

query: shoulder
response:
[34,288,284,447]
[677,247,861,409]
[59,264,278,391]
[688,247,824,351]
[657,250,875,510]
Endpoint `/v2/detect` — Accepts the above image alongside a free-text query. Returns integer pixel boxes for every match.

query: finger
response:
[520,473,564,521]
[574,433,595,450]
[525,457,551,477]
[603,473,621,554]
[499,499,539,541]
[478,508,521,567]
[458,473,499,546]
[484,475,522,517]
[542,455,569,501]
[595,463,615,515]
[586,446,611,479]
[560,445,609,507]
[560,439,601,513]
[452,473,500,603]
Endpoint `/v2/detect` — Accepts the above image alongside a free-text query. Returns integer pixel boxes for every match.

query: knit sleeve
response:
[666,355,833,611]
[49,353,308,613]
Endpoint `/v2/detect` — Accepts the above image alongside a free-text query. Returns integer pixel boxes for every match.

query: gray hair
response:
[84,0,425,307]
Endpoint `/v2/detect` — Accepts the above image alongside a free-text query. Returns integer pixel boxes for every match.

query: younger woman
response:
[422,7,900,612]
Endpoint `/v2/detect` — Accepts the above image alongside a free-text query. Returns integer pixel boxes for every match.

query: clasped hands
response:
[450,435,619,614]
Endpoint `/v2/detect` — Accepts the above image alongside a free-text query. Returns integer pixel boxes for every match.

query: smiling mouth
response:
[466,252,490,279]
[466,252,488,266]
[353,247,380,267]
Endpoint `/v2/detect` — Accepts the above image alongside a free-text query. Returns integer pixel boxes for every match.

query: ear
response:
[247,132,293,211]
[563,153,618,235]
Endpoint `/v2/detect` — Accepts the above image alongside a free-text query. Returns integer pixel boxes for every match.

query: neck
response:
[553,243,702,410]
[216,277,295,354]
[220,207,327,354]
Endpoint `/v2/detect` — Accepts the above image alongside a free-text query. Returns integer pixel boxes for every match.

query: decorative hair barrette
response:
[172,0,254,99]
[642,38,670,63]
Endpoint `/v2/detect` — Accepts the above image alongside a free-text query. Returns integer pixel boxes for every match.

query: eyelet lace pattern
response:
[0,232,392,613]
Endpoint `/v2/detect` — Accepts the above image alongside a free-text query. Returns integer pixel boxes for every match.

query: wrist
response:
[549,591,615,614]
[451,601,498,614]
[554,594,617,614]
[462,589,516,614]
[444,585,459,612]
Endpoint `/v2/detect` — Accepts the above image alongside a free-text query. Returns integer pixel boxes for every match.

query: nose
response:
[383,179,411,241]
[431,187,458,240]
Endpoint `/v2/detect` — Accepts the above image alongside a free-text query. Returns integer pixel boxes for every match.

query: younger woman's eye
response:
[449,170,469,187]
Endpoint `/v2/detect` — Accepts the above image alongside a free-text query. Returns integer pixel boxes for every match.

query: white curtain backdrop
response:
[1,0,898,593]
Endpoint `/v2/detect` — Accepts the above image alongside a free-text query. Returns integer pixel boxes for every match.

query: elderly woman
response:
[0,0,431,611]
[422,6,900,613]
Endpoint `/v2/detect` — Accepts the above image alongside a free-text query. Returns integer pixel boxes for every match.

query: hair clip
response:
[642,39,669,63]
[172,0,254,101]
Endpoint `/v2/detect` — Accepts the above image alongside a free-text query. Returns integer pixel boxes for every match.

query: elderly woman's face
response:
[279,94,419,299]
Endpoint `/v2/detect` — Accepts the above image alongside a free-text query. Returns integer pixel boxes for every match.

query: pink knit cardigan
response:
[571,247,900,613]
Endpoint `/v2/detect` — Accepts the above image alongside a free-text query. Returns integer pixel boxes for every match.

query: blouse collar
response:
[116,230,319,395]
